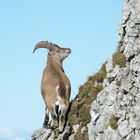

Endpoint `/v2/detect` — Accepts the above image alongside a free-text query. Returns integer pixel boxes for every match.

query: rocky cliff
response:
[31,0,140,139]
[88,0,140,139]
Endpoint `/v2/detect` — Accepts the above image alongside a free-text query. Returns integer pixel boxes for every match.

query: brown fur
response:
[33,41,71,132]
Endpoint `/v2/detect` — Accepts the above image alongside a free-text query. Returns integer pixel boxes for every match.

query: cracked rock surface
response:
[31,124,73,140]
[88,0,140,140]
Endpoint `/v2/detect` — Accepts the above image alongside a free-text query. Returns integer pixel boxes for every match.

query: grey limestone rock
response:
[31,128,52,140]
[88,0,140,139]
[31,124,72,140]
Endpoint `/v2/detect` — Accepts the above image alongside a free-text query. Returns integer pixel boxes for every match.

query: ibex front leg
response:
[43,106,49,128]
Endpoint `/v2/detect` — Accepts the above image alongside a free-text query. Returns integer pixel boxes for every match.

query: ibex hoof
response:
[50,121,59,130]
[51,125,58,130]
[43,123,51,129]
[59,125,64,133]
[54,129,59,138]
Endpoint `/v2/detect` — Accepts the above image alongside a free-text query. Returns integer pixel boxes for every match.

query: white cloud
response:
[0,128,14,138]
[12,137,24,140]
[0,128,25,140]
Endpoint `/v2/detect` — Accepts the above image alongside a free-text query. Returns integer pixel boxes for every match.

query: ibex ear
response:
[33,41,54,53]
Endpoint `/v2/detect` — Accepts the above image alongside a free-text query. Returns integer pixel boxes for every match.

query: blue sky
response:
[0,0,123,139]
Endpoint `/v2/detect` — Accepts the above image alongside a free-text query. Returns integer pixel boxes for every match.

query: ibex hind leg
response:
[59,101,69,133]
[48,103,59,130]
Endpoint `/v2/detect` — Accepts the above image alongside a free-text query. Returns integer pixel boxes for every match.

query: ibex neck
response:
[47,53,64,72]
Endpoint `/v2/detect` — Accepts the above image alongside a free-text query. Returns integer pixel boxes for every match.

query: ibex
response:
[33,41,71,132]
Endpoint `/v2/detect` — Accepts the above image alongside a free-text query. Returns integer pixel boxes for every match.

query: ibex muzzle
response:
[33,41,71,132]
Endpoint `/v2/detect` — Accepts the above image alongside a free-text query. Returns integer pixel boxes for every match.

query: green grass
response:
[68,100,79,125]
[68,62,107,139]
[88,63,107,84]
[68,63,106,124]
[74,128,89,140]
[112,51,126,68]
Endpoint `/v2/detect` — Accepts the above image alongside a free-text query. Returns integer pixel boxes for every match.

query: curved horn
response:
[33,41,53,53]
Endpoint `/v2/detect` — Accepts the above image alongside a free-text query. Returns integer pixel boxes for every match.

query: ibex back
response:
[33,41,71,132]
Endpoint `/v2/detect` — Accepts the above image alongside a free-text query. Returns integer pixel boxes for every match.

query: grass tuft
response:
[112,51,126,68]
[68,62,107,139]
[109,115,120,130]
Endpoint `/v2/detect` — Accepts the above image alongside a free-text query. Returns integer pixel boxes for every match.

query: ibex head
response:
[33,41,71,61]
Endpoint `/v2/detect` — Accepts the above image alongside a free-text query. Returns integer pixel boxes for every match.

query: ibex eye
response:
[56,50,60,52]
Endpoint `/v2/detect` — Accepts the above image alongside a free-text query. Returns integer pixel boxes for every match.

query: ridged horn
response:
[33,41,53,53]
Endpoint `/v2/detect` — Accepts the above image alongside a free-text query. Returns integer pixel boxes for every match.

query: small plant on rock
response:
[109,115,120,130]
[112,51,126,68]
